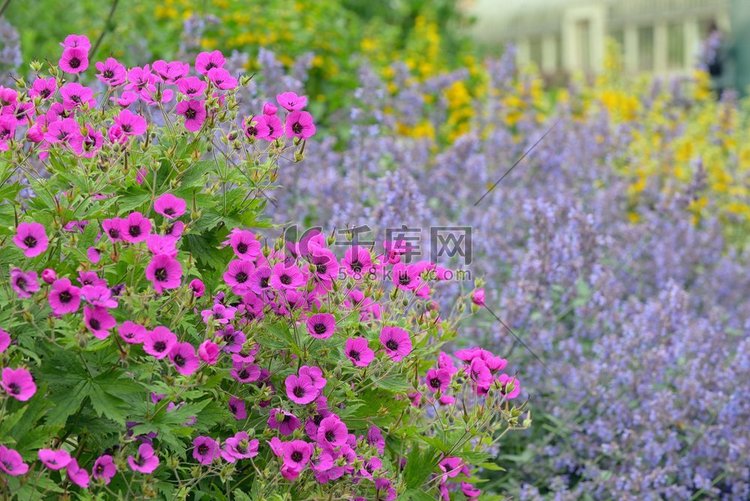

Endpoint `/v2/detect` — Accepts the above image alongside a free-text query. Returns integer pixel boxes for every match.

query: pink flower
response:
[276,92,308,111]
[127,443,159,474]
[392,262,423,291]
[0,328,9,353]
[316,415,348,449]
[146,234,178,257]
[81,285,118,309]
[0,445,28,476]
[228,396,247,420]
[66,458,90,488]
[11,268,39,298]
[306,313,336,339]
[268,408,301,436]
[92,454,117,484]
[145,254,183,293]
[29,77,57,100]
[13,222,48,257]
[60,82,95,110]
[243,115,271,140]
[497,374,521,400]
[96,57,126,86]
[41,268,57,284]
[270,262,305,291]
[285,374,318,405]
[102,217,125,242]
[221,432,259,463]
[299,365,326,391]
[38,448,72,470]
[114,109,147,136]
[175,99,206,132]
[281,440,313,471]
[61,34,91,50]
[219,326,246,353]
[49,278,82,315]
[59,47,89,74]
[345,337,374,367]
[84,306,116,339]
[118,321,146,344]
[198,339,220,365]
[380,326,412,362]
[426,368,452,393]
[230,357,260,383]
[192,436,220,465]
[225,228,261,260]
[201,303,236,325]
[189,278,205,298]
[152,60,189,84]
[342,246,372,278]
[285,110,316,139]
[154,193,186,219]
[263,102,277,115]
[169,342,200,376]
[468,358,493,390]
[1,367,36,401]
[122,212,151,243]
[78,271,106,288]
[143,326,178,359]
[263,114,283,141]
[45,118,83,149]
[471,288,485,306]
[207,67,238,90]
[224,259,255,295]
[195,50,225,75]
[176,76,207,98]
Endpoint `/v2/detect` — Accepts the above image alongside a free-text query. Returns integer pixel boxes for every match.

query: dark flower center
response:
[185,108,197,120]
[386,340,398,351]
[174,354,185,367]
[399,274,411,286]
[129,224,141,237]
[23,235,37,248]
[292,122,303,134]
[121,123,132,133]
[293,386,305,398]
[154,341,166,352]
[198,444,208,455]
[280,274,291,285]
[430,378,441,388]
[103,70,114,79]
[325,430,335,443]
[59,290,72,303]
[237,243,248,254]
[89,318,101,330]
[350,260,362,273]
[109,228,120,238]
[316,263,327,274]
[313,323,327,335]
[164,207,175,216]
[238,369,248,379]
[69,57,81,69]
[8,383,20,394]
[40,89,51,98]
[235,272,248,283]
[349,350,360,361]
[15,277,26,290]
[155,268,168,281]
[291,451,302,462]
[246,126,257,136]
[260,277,269,288]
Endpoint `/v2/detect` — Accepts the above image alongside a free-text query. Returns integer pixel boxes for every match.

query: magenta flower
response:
[497,374,521,400]
[470,288,486,306]
[228,396,247,420]
[61,34,91,49]
[122,211,152,243]
[59,46,89,74]
[118,321,146,344]
[392,262,422,291]
[60,82,95,110]
[198,339,220,365]
[189,278,205,298]
[145,254,183,293]
[125,65,155,92]
[152,60,189,84]
[154,193,186,219]
[195,50,225,75]
[176,76,207,98]
[219,325,246,353]
[224,259,255,295]
[11,268,39,299]
[95,57,126,86]
[92,454,117,484]
[426,368,452,393]
[146,234,178,257]
[305,313,336,340]
[380,326,412,362]
[285,374,318,405]
[49,278,82,315]
[243,115,271,140]
[166,221,185,238]
[285,111,316,140]
[86,247,101,263]
[345,337,374,367]
[0,328,9,353]
[127,443,159,474]
[78,271,106,288]
[268,408,301,436]
[0,445,28,476]
[276,91,308,111]
[207,67,238,90]
[169,342,199,376]
[175,99,207,132]
[263,102,277,115]
[143,326,178,359]
[46,118,83,149]
[38,448,72,470]
[225,228,261,260]
[81,285,118,309]
[1,367,35,402]
[468,358,493,390]
[41,269,57,284]
[13,222,48,258]
[230,358,261,383]
[270,262,305,291]
[263,114,284,141]
[281,440,313,471]
[84,306,116,339]
[75,125,104,158]
[316,415,348,450]
[201,303,236,325]
[102,217,125,242]
[114,109,147,136]
[192,436,220,465]
[29,77,57,100]
[221,432,259,463]
[342,246,371,277]
[66,458,90,488]
[299,365,326,391]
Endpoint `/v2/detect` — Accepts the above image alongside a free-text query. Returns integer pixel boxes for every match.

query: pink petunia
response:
[13,222,48,257]
[281,440,313,472]
[175,99,206,132]
[59,47,89,74]
[195,50,225,75]
[285,374,318,405]
[305,313,336,339]
[299,365,326,391]
[425,368,452,393]
[60,82,95,110]
[102,217,125,242]
[342,246,372,278]
[380,326,413,362]
[127,443,159,474]
[0,445,29,476]
[11,268,39,298]
[83,306,116,339]
[345,337,374,367]
[169,342,200,376]
[225,228,261,260]
[145,254,182,293]
[268,408,301,436]
[192,436,220,465]
[154,193,186,219]
[143,326,178,359]
[49,278,82,315]
[1,367,37,401]
[285,110,316,140]
[276,92,308,111]
[38,449,72,470]
[263,114,283,141]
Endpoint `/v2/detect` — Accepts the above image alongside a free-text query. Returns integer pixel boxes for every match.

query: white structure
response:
[467,0,731,76]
